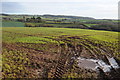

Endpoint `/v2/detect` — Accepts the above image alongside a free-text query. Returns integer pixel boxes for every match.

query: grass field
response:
[2,21,24,27]
[2,27,118,42]
[85,24,97,27]
[2,27,119,78]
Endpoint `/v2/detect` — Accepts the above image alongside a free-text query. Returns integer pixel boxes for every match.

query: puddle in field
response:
[77,57,119,72]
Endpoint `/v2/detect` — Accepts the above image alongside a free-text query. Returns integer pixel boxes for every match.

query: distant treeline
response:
[42,14,95,20]
[17,16,42,23]
[89,23,119,32]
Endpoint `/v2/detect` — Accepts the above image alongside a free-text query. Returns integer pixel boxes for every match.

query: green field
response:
[2,21,25,27]
[2,27,118,42]
[2,27,119,78]
[85,24,97,27]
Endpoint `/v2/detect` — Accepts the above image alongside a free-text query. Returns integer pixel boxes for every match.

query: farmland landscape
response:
[1,13,120,79]
[1,1,120,79]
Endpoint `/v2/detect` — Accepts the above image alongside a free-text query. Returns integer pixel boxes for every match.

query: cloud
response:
[1,0,119,19]
[2,2,24,14]
[1,0,119,3]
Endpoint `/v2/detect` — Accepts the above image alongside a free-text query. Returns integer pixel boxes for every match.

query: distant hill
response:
[42,14,95,20]
[0,13,10,16]
[1,13,95,20]
[1,13,119,32]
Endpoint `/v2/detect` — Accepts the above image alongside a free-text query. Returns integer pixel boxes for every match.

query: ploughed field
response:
[2,27,120,78]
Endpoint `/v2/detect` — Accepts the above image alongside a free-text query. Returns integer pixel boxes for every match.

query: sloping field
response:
[2,27,118,42]
[2,27,120,78]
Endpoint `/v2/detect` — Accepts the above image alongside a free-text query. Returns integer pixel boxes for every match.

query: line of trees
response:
[25,16,42,23]
[89,23,119,32]
[17,16,42,23]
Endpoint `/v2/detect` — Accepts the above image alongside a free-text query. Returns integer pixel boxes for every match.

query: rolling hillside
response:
[2,27,120,78]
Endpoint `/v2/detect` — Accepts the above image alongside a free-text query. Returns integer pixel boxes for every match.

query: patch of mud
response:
[77,57,119,73]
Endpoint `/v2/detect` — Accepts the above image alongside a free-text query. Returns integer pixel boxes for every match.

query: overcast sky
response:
[1,0,119,19]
